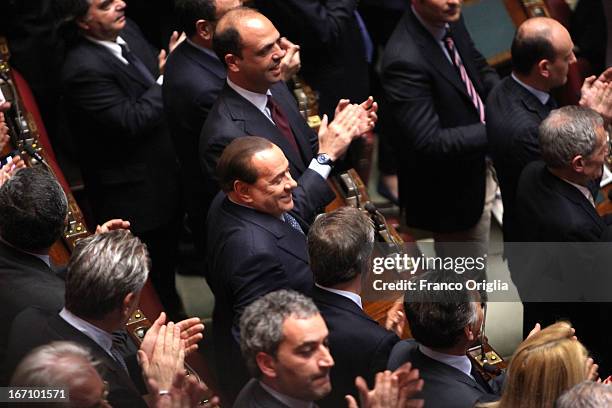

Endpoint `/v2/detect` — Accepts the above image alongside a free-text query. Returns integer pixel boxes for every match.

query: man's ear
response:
[121,292,138,319]
[76,16,90,32]
[256,352,278,378]
[234,180,253,203]
[225,53,241,73]
[538,59,551,79]
[464,324,477,342]
[571,155,585,173]
[195,20,213,41]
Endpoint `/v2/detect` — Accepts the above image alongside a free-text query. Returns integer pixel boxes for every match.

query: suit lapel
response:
[222,85,308,174]
[84,39,153,88]
[405,10,472,102]
[223,198,309,263]
[545,168,605,228]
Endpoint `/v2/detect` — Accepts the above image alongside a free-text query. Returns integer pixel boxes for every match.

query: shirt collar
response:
[259,381,315,408]
[560,177,596,207]
[59,307,114,356]
[412,5,448,42]
[85,35,129,65]
[315,284,363,309]
[227,77,272,114]
[419,344,473,379]
[186,38,220,60]
[511,73,551,105]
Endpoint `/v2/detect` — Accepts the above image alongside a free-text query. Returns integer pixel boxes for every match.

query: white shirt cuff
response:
[156,75,164,85]
[308,158,331,180]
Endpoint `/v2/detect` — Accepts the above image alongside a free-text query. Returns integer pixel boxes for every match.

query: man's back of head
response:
[556,380,612,408]
[0,166,67,253]
[65,229,149,321]
[404,270,482,352]
[308,206,374,289]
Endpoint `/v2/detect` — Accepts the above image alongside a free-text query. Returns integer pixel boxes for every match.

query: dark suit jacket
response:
[514,161,612,300]
[206,192,318,397]
[163,41,225,241]
[6,308,147,407]
[387,340,502,408]
[486,76,553,243]
[0,241,64,372]
[61,20,179,233]
[312,287,399,408]
[200,81,335,220]
[254,0,369,117]
[381,9,499,232]
[233,379,299,408]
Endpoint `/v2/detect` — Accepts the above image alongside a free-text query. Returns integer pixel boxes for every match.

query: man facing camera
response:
[206,136,323,399]
[201,7,375,222]
[388,271,503,408]
[308,207,399,407]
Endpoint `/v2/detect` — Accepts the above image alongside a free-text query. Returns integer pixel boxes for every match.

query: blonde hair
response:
[481,322,588,408]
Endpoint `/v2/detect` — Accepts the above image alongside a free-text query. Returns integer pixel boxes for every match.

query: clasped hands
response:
[318,96,378,161]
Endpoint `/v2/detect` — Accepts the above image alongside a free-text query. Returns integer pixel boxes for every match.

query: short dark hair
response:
[0,167,68,252]
[54,0,91,43]
[65,230,149,320]
[216,136,274,192]
[175,0,216,37]
[212,6,257,63]
[511,24,556,75]
[404,271,479,349]
[308,207,374,287]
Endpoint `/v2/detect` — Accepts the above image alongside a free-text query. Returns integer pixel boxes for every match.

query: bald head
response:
[511,17,575,89]
[212,7,285,92]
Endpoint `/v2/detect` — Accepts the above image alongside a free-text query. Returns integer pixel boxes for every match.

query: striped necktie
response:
[443,29,485,123]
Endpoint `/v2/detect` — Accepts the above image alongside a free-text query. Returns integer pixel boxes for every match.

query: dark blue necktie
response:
[284,213,304,235]
[119,43,156,84]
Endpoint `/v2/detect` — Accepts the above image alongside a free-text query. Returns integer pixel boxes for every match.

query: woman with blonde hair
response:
[480,321,596,408]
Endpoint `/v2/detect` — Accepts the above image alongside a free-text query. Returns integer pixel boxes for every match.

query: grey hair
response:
[539,106,604,169]
[11,341,95,389]
[65,230,150,319]
[239,290,320,377]
[308,207,375,287]
[556,381,612,408]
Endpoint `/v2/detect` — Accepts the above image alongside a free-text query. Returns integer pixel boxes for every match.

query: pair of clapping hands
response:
[580,67,612,126]
[138,312,218,408]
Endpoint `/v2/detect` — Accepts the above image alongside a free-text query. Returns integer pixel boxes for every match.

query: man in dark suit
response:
[487,17,577,245]
[307,207,399,407]
[515,106,612,370]
[0,167,68,371]
[163,0,241,254]
[59,0,182,314]
[206,137,332,398]
[235,290,334,407]
[6,230,204,405]
[388,271,503,408]
[382,0,499,259]
[201,7,375,222]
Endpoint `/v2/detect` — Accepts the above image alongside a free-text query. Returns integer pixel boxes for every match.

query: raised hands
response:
[345,362,424,408]
[579,67,612,125]
[280,37,301,81]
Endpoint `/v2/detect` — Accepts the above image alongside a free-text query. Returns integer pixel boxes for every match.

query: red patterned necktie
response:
[266,96,299,153]
[443,30,485,123]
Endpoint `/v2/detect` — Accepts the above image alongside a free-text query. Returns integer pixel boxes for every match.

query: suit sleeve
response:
[62,64,165,139]
[382,56,487,160]
[284,0,358,50]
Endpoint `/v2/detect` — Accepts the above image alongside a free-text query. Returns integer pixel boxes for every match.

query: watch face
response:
[317,154,330,165]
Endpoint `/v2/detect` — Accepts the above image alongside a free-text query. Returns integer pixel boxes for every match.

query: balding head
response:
[512,17,575,89]
[213,7,285,92]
